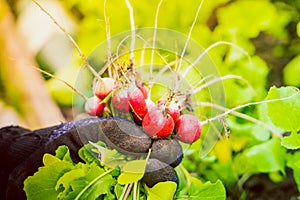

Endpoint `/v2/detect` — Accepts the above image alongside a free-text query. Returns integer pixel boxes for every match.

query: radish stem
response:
[125,0,136,66]
[198,90,300,137]
[177,0,205,72]
[182,41,252,78]
[190,74,250,94]
[150,0,164,85]
[104,0,113,77]
[32,66,88,101]
[31,0,102,81]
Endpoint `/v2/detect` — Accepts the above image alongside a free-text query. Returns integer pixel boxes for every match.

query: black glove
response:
[0,117,105,200]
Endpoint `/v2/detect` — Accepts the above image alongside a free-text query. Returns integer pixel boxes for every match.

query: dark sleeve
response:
[0,125,58,200]
[1,118,105,200]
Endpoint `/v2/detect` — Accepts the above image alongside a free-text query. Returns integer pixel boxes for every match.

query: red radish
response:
[136,81,148,99]
[167,107,181,122]
[175,114,201,144]
[158,99,181,122]
[142,107,174,139]
[112,88,130,112]
[132,111,143,125]
[128,84,148,119]
[93,77,116,99]
[167,100,181,122]
[84,96,105,116]
[145,98,156,111]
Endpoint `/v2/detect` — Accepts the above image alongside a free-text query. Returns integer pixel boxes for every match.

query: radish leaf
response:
[117,160,147,184]
[281,133,300,150]
[245,138,286,173]
[145,181,177,200]
[24,146,117,200]
[267,86,300,133]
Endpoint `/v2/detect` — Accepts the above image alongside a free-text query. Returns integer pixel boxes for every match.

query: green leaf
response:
[78,145,99,164]
[24,146,76,199]
[70,164,116,200]
[266,86,300,133]
[281,133,300,150]
[24,146,117,200]
[286,151,300,168]
[114,184,124,199]
[78,142,110,164]
[176,165,226,199]
[54,161,116,200]
[89,142,126,168]
[297,22,300,38]
[117,160,147,185]
[233,153,255,175]
[43,153,62,166]
[55,167,85,191]
[55,145,72,161]
[193,180,226,200]
[212,163,237,187]
[145,182,177,200]
[217,1,277,38]
[286,152,300,191]
[258,103,285,136]
[24,159,74,199]
[177,180,226,200]
[43,145,74,167]
[283,55,300,87]
[245,138,286,173]
[189,176,203,193]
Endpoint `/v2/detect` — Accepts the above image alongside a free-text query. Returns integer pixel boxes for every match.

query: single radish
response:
[93,77,116,99]
[158,98,181,122]
[84,96,105,116]
[142,107,174,139]
[112,88,130,112]
[167,100,181,122]
[175,114,201,144]
[168,107,181,122]
[128,83,148,119]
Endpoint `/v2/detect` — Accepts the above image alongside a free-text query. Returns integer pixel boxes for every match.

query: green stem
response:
[100,92,113,104]
[137,181,140,199]
[178,164,191,188]
[119,184,129,200]
[146,148,152,161]
[74,169,113,200]
[133,181,138,200]
[124,183,134,199]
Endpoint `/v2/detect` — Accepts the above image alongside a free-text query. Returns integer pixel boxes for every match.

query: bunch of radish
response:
[84,75,202,145]
[82,72,203,188]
